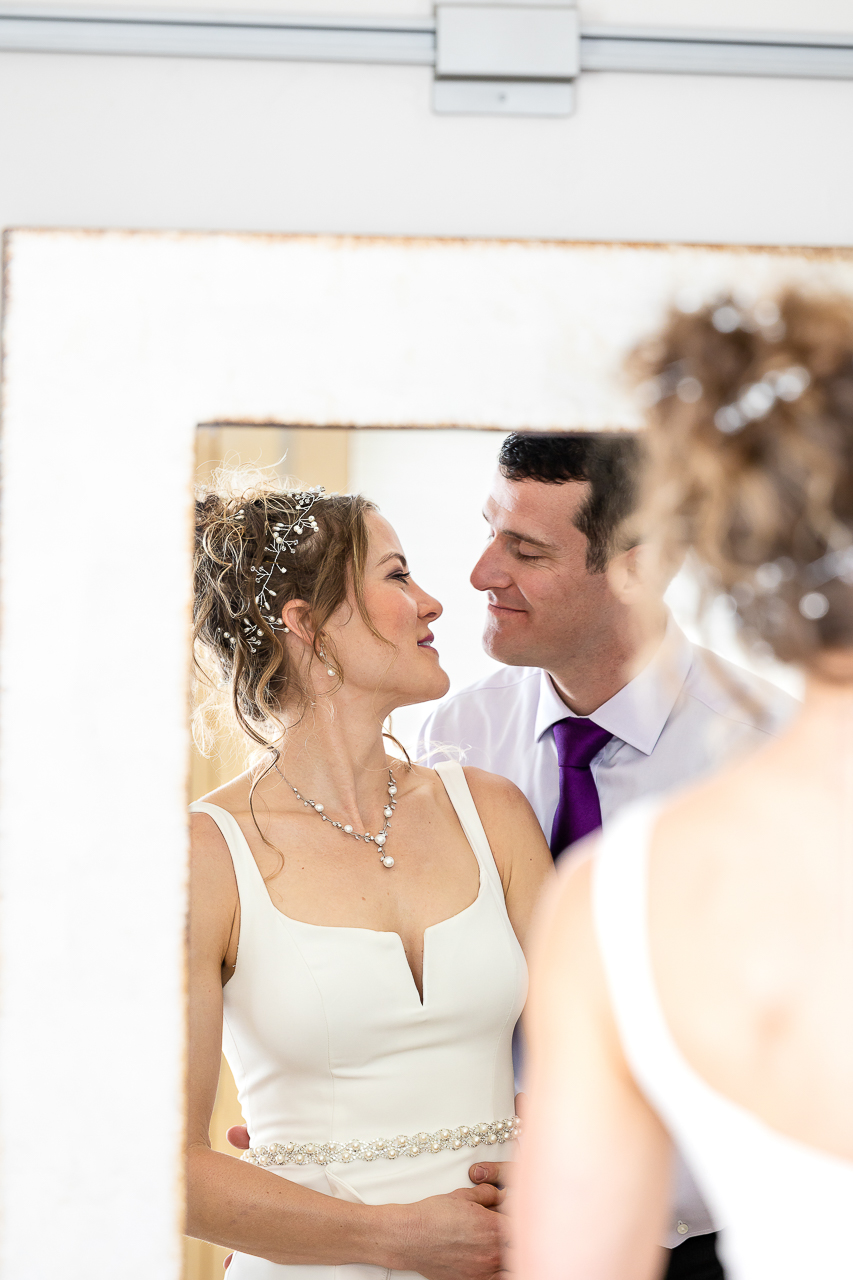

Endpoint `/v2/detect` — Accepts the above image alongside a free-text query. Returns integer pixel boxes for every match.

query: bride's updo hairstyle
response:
[193,470,378,758]
[633,288,853,667]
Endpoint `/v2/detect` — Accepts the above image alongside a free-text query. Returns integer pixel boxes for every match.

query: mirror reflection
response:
[185,369,836,1280]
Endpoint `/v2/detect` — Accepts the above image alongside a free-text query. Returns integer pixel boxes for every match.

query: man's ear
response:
[608,541,682,605]
[606,543,647,602]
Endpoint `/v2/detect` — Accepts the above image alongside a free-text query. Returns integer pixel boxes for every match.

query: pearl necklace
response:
[276,765,399,869]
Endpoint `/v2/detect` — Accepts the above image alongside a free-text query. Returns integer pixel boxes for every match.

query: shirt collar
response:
[533,615,694,756]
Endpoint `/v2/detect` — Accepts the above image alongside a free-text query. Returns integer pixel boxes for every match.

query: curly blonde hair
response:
[193,469,379,761]
[633,288,853,665]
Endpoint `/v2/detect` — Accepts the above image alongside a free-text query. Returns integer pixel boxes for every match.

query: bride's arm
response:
[186,814,508,1277]
[461,768,555,956]
[514,856,672,1280]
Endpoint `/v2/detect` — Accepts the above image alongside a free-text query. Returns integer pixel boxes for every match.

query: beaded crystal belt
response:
[241,1115,521,1168]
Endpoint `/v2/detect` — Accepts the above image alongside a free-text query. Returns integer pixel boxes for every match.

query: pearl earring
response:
[318,644,335,678]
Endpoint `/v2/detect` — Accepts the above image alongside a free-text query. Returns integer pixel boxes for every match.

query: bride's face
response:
[323,512,450,713]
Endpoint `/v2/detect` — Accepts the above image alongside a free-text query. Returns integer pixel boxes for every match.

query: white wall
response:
[347,430,509,752]
[1,0,853,245]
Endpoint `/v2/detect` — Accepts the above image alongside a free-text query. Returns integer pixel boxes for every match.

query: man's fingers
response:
[464,1182,506,1209]
[468,1160,514,1189]
[223,1253,233,1269]
[226,1125,251,1150]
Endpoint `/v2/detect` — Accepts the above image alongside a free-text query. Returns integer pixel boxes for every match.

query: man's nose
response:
[470,540,511,592]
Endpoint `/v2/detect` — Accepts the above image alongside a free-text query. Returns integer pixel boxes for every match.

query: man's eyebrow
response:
[491,523,559,551]
[377,551,408,568]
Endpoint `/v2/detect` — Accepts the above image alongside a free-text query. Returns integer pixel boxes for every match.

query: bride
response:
[186,475,553,1277]
[516,288,853,1279]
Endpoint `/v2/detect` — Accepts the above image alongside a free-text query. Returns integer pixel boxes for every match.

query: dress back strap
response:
[591,798,682,1095]
[433,760,503,893]
[592,799,720,1246]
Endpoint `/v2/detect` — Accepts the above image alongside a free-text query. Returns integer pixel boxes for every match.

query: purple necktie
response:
[549,718,612,856]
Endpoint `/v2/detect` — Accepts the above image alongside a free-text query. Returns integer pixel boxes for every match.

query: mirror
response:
[3,230,849,1277]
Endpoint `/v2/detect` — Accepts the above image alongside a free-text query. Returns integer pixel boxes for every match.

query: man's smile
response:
[487,598,527,616]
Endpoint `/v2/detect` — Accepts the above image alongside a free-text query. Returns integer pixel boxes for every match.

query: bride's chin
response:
[428,660,451,698]
[433,669,451,699]
[391,670,451,710]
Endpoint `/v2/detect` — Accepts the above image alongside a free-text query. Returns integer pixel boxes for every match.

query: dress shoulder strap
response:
[591,798,684,1097]
[189,799,272,919]
[433,760,502,892]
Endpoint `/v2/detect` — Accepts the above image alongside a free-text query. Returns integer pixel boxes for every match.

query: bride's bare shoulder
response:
[189,770,256,878]
[461,765,537,815]
[194,768,256,814]
[460,767,552,869]
[410,759,530,808]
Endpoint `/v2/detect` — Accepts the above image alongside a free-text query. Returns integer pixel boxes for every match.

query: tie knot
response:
[552,718,612,770]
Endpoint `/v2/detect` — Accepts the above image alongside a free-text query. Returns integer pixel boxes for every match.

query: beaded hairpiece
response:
[712,364,811,435]
[734,540,853,627]
[220,486,325,654]
[641,297,848,625]
[639,298,811,436]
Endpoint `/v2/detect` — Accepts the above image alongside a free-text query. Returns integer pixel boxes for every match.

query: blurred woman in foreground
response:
[516,290,853,1280]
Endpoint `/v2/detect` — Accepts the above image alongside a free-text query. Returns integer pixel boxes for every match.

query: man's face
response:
[471,472,622,674]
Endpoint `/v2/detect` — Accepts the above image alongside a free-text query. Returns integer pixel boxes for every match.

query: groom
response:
[418,431,796,1280]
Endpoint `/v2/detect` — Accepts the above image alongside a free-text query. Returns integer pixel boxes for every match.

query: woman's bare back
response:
[650,712,853,1161]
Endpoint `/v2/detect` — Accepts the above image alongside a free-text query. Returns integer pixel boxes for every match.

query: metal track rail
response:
[0,7,851,78]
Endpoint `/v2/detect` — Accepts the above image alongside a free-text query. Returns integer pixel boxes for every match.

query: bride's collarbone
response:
[245,810,480,935]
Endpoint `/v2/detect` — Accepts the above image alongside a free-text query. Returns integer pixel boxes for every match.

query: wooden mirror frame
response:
[2,229,851,1277]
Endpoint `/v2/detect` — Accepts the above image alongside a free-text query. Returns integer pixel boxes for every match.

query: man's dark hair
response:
[498,432,642,573]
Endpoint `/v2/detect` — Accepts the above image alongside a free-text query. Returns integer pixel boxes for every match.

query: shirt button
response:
[677,1222,689,1235]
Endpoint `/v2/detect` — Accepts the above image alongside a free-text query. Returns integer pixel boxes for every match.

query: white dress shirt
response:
[418,617,798,1249]
[419,618,796,847]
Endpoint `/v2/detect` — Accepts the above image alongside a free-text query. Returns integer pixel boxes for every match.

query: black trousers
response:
[663,1232,724,1280]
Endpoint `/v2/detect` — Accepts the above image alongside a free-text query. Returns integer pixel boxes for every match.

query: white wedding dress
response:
[189,760,526,1278]
[593,800,853,1280]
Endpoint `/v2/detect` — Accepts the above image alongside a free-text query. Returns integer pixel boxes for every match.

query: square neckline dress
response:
[189,760,527,1279]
